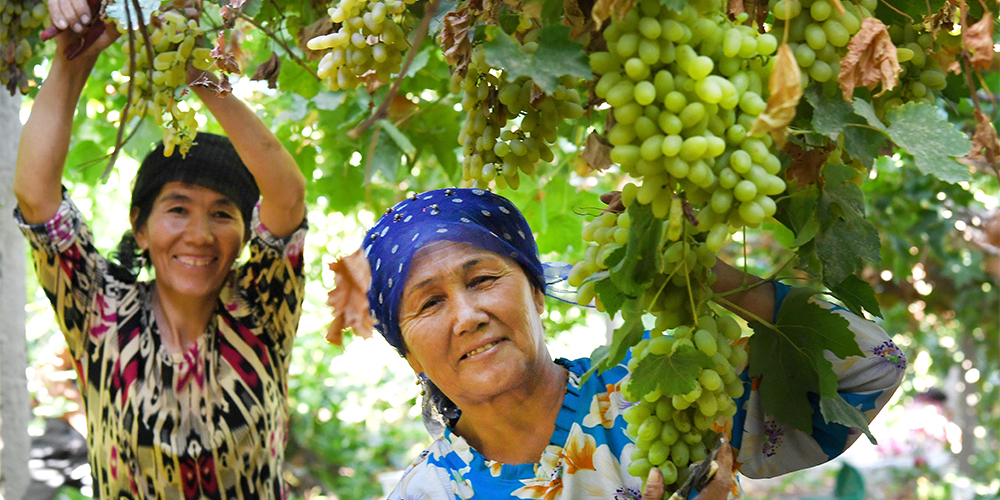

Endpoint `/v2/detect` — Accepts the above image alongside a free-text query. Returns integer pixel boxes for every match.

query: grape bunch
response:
[0,0,47,95]
[308,0,417,91]
[875,21,954,113]
[620,311,747,485]
[590,0,787,248]
[456,39,585,189]
[768,0,876,90]
[116,9,213,157]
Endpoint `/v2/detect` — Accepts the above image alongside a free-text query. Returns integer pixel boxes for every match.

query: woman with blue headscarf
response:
[343,188,905,500]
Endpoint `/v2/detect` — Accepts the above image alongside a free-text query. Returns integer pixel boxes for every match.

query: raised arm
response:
[189,73,306,238]
[13,2,117,224]
[709,260,777,324]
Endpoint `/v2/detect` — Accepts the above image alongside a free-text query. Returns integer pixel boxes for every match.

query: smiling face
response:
[133,181,246,303]
[399,241,549,407]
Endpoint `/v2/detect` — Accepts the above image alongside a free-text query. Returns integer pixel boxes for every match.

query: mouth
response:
[175,256,216,267]
[461,340,501,360]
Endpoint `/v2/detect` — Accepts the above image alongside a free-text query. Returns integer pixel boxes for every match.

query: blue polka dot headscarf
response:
[363,188,545,357]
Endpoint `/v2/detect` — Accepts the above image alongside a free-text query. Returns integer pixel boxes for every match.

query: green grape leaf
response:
[629,346,714,401]
[851,98,887,132]
[595,276,626,317]
[369,128,403,183]
[842,116,886,169]
[609,203,660,297]
[482,24,591,95]
[506,176,598,254]
[105,0,161,26]
[232,0,263,18]
[806,86,854,137]
[589,298,646,376]
[819,396,877,444]
[376,119,416,157]
[748,287,863,434]
[828,274,883,319]
[659,0,689,13]
[816,164,880,285]
[884,102,972,184]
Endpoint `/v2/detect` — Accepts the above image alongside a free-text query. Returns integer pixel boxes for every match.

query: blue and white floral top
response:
[387,297,906,500]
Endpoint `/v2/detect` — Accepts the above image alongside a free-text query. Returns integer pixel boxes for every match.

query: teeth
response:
[465,341,498,359]
[177,256,212,267]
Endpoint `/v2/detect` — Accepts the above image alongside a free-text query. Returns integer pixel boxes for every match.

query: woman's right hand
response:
[47,0,119,64]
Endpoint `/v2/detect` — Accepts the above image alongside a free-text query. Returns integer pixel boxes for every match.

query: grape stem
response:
[347,0,441,140]
[236,12,321,81]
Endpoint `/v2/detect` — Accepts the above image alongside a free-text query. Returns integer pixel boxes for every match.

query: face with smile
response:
[133,181,246,304]
[398,240,549,408]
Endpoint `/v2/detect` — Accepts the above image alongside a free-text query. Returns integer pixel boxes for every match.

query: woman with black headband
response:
[335,188,906,499]
[13,4,307,498]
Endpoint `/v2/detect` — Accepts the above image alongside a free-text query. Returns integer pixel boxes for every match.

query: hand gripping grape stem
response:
[39,0,105,60]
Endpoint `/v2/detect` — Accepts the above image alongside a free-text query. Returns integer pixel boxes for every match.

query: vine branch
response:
[347,0,440,140]
[237,12,321,81]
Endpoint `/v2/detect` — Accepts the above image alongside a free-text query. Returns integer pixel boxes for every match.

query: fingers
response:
[643,465,666,500]
[49,0,94,33]
[693,437,735,500]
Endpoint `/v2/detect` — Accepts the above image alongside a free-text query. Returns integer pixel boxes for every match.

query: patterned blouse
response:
[16,193,308,500]
[387,299,907,500]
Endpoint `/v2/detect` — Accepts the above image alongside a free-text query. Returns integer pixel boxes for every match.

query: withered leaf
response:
[929,44,962,74]
[325,249,375,346]
[784,142,834,188]
[564,0,593,38]
[580,131,613,173]
[529,83,545,108]
[250,52,280,89]
[438,7,474,72]
[969,109,999,167]
[591,0,635,25]
[727,0,745,20]
[750,43,802,148]
[211,31,242,74]
[837,17,901,101]
[190,73,233,97]
[963,14,995,72]
[921,4,957,38]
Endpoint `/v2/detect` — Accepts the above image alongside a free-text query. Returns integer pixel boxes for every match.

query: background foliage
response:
[8,0,998,498]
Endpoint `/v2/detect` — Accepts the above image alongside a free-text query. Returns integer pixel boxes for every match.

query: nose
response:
[185,214,215,245]
[450,290,489,337]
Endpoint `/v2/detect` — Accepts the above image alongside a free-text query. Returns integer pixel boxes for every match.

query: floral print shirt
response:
[16,194,307,500]
[388,301,906,500]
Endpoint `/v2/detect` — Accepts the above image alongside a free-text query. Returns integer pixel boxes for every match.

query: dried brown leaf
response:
[438,7,474,71]
[784,142,833,188]
[837,17,901,101]
[325,249,375,346]
[529,83,545,107]
[930,44,962,74]
[564,0,594,38]
[297,16,336,62]
[591,0,634,25]
[750,43,802,147]
[250,52,280,89]
[580,131,613,172]
[969,109,999,167]
[921,4,957,38]
[190,73,233,97]
[964,14,995,72]
[727,0,745,20]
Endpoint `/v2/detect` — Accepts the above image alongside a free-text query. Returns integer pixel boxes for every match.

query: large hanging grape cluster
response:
[0,0,47,95]
[877,21,955,112]
[769,0,876,90]
[308,0,418,91]
[116,9,213,157]
[456,36,585,190]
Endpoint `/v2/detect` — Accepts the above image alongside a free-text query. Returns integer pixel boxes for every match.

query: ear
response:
[130,208,149,251]
[532,285,545,316]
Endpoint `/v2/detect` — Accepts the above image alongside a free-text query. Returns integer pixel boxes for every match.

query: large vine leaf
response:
[884,102,972,184]
[506,175,598,255]
[587,298,646,377]
[748,287,865,434]
[828,274,882,319]
[609,202,661,297]
[629,345,714,401]
[820,395,878,444]
[806,86,853,138]
[815,164,881,285]
[482,24,591,95]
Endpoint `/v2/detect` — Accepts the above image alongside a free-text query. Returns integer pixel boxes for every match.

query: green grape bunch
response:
[0,0,47,95]
[308,0,418,91]
[455,35,584,190]
[876,21,955,113]
[115,8,213,157]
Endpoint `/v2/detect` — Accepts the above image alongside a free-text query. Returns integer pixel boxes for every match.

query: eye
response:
[418,296,443,313]
[214,210,235,219]
[167,206,187,214]
[469,274,498,287]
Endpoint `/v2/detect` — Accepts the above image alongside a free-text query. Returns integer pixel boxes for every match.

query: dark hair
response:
[114,132,260,275]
